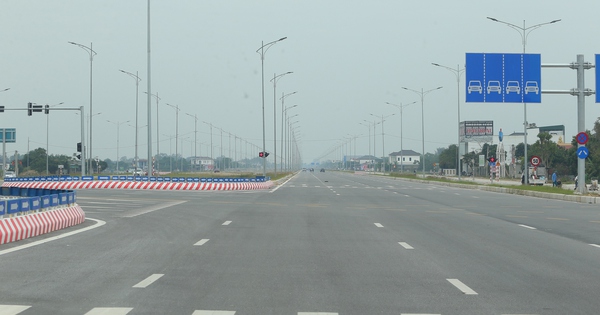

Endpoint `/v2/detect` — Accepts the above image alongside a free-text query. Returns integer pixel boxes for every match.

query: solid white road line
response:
[132,274,164,288]
[222,221,232,226]
[0,305,31,315]
[399,242,414,249]
[298,313,338,315]
[518,224,537,230]
[84,308,134,315]
[447,278,478,295]
[0,218,106,257]
[194,239,209,246]
[401,313,441,315]
[192,311,236,315]
[374,223,384,228]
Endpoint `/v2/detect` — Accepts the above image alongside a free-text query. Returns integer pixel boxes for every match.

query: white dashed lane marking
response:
[222,221,232,226]
[132,274,164,288]
[374,223,384,228]
[447,278,478,295]
[194,239,209,246]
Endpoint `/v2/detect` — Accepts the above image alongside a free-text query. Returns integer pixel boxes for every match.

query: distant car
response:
[320,168,325,172]
[3,171,16,178]
[525,81,539,94]
[506,81,520,94]
[467,80,482,94]
[310,168,314,172]
[487,81,501,94]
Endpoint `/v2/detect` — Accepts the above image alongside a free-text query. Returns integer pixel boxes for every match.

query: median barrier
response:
[0,187,85,245]
[2,176,274,191]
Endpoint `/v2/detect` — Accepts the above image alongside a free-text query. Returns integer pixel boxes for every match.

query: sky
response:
[1,0,600,166]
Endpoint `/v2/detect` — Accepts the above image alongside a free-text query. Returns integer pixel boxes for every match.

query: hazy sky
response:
[1,0,599,165]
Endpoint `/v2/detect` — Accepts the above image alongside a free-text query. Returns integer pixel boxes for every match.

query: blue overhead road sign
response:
[466,53,541,103]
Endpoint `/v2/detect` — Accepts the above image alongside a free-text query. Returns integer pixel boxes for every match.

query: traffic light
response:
[0,106,4,113]
[258,151,270,158]
[488,156,497,163]
[77,142,82,152]
[76,154,81,160]
[28,102,33,116]
[44,104,50,114]
[263,152,269,158]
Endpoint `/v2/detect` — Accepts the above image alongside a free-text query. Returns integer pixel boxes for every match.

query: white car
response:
[506,81,520,94]
[525,81,539,94]
[487,81,501,94]
[4,171,16,178]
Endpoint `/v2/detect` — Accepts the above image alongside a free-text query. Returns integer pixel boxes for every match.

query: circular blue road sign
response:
[577,146,590,159]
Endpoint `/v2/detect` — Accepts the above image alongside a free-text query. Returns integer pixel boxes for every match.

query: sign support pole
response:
[576,54,587,194]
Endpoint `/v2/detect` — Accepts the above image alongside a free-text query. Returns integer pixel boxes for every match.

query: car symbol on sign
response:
[487,81,501,94]
[525,81,539,94]
[506,81,520,94]
[468,80,482,94]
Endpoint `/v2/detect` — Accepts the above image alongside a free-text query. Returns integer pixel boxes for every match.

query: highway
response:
[1,171,600,314]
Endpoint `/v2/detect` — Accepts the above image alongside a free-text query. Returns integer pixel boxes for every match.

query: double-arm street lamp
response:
[107,120,130,173]
[487,17,561,185]
[432,62,465,180]
[386,101,417,172]
[256,37,287,176]
[69,41,96,173]
[401,86,443,177]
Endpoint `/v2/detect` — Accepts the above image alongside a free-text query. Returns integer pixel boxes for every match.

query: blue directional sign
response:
[577,146,589,159]
[596,54,600,103]
[0,128,16,143]
[466,53,541,103]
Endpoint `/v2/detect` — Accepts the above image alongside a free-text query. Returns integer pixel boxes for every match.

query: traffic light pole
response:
[6,105,87,176]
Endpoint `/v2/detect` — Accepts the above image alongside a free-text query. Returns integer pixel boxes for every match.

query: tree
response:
[439,144,457,170]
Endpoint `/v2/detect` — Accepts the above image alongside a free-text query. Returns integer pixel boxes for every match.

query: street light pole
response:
[282,104,298,171]
[256,37,287,176]
[107,120,130,173]
[120,70,141,173]
[68,41,96,173]
[387,101,417,173]
[432,62,465,180]
[46,102,64,175]
[402,86,443,177]
[370,113,395,172]
[270,72,293,173]
[203,121,214,170]
[145,91,161,173]
[278,91,296,173]
[185,113,198,171]
[487,17,561,185]
[166,103,180,171]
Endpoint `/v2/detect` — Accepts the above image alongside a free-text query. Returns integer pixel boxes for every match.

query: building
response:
[388,150,421,171]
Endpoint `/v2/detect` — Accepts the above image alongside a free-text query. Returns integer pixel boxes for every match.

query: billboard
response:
[460,121,493,143]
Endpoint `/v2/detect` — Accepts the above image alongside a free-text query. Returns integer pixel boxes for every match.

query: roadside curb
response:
[409,178,600,204]
[2,181,273,191]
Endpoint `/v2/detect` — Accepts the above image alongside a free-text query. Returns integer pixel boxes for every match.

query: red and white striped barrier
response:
[0,206,85,245]
[2,181,273,191]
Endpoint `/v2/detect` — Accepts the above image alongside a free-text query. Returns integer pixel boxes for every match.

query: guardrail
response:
[0,187,76,218]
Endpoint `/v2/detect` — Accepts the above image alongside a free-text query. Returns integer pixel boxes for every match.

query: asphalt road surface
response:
[1,171,599,315]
